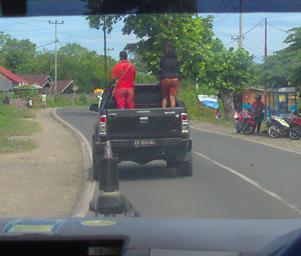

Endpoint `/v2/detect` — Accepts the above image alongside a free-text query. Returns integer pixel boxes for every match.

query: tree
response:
[122,14,256,119]
[205,48,257,119]
[259,27,301,88]
[122,14,216,81]
[1,34,36,73]
[57,43,117,92]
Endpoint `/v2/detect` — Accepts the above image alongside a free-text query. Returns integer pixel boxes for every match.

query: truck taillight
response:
[99,115,106,124]
[181,113,189,134]
[98,115,107,135]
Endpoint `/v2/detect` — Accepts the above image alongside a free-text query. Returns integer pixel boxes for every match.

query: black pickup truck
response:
[90,84,192,180]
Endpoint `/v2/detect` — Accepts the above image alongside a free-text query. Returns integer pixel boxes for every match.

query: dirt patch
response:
[191,120,301,154]
[0,109,83,217]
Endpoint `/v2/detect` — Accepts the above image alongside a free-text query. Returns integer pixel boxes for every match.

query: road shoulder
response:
[191,120,301,155]
[0,109,83,217]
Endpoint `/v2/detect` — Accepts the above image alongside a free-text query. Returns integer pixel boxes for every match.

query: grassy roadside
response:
[46,94,97,108]
[178,84,232,127]
[0,105,41,154]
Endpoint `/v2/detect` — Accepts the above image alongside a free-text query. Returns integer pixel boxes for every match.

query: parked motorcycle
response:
[234,110,256,134]
[288,113,301,140]
[267,115,291,138]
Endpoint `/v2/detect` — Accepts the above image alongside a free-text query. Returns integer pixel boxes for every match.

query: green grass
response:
[46,94,97,108]
[0,138,37,154]
[178,84,232,127]
[0,105,40,154]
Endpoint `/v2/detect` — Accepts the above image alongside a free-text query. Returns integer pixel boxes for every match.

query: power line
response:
[225,19,264,47]
[36,41,55,49]
[267,22,288,34]
[58,30,129,47]
[214,14,231,24]
[214,28,233,37]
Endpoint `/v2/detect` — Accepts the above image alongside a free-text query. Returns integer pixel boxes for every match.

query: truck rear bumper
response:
[94,138,192,162]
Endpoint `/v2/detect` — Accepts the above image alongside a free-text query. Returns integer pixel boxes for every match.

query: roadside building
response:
[0,66,26,88]
[0,74,12,91]
[241,87,266,110]
[19,74,53,93]
[49,80,75,94]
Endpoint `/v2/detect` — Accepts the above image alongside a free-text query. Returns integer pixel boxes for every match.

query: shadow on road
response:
[118,161,178,181]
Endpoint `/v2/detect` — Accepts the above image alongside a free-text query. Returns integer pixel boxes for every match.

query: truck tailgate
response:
[106,108,183,139]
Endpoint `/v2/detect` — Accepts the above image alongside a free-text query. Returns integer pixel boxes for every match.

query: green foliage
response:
[259,27,301,88]
[205,47,257,92]
[0,107,40,138]
[178,81,230,125]
[123,14,217,81]
[0,33,36,73]
[46,95,73,107]
[121,14,255,118]
[46,94,96,107]
[86,15,121,33]
[0,33,123,93]
[135,72,157,83]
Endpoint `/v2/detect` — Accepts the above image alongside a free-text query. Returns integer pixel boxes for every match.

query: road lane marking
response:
[193,151,301,215]
[191,126,301,156]
[52,109,96,217]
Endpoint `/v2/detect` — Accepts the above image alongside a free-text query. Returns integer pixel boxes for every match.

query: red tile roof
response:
[19,74,52,87]
[0,66,25,84]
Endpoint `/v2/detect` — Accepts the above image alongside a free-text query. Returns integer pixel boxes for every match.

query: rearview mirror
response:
[89,104,99,112]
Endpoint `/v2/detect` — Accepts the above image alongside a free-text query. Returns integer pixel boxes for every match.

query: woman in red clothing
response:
[159,43,180,108]
[112,51,136,109]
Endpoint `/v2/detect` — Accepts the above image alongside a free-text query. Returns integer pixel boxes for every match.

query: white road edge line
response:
[193,150,301,215]
[191,126,301,156]
[52,108,96,217]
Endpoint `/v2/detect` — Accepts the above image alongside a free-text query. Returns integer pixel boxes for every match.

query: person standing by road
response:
[160,43,180,108]
[252,94,265,134]
[112,51,136,109]
[41,93,47,109]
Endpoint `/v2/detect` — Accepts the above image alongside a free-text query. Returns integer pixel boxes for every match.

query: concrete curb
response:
[191,125,301,156]
[51,108,96,217]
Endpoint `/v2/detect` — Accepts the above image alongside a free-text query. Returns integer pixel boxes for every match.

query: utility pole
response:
[107,48,114,69]
[103,16,108,87]
[238,0,243,48]
[264,18,268,60]
[49,20,64,98]
[264,18,268,120]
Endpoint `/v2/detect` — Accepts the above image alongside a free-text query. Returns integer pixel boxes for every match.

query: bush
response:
[76,94,88,105]
[178,81,230,126]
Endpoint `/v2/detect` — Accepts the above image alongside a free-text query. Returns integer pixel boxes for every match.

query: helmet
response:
[255,94,262,101]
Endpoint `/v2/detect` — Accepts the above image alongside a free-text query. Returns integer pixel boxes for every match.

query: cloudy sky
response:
[1,13,301,62]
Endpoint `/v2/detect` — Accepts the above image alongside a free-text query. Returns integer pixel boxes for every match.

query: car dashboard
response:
[0,218,301,256]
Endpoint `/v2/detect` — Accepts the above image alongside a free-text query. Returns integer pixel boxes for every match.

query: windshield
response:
[1,9,301,219]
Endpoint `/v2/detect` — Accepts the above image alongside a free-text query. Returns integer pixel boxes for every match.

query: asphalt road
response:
[57,107,301,218]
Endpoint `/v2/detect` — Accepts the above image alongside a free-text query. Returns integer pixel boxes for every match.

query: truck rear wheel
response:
[176,153,193,177]
[92,151,100,180]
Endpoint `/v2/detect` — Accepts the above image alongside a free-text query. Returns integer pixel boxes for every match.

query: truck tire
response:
[176,153,193,177]
[92,151,100,180]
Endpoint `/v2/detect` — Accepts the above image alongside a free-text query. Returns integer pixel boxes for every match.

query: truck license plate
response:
[134,139,156,147]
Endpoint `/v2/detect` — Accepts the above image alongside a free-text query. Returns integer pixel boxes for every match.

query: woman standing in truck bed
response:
[159,43,180,108]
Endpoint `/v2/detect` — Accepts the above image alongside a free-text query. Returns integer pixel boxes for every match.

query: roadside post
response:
[89,141,140,217]
[72,85,79,106]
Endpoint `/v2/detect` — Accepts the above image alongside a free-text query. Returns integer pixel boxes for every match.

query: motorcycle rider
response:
[252,94,265,134]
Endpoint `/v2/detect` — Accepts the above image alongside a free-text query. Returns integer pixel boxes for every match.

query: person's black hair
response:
[119,51,128,60]
[255,94,262,101]
[163,42,176,58]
